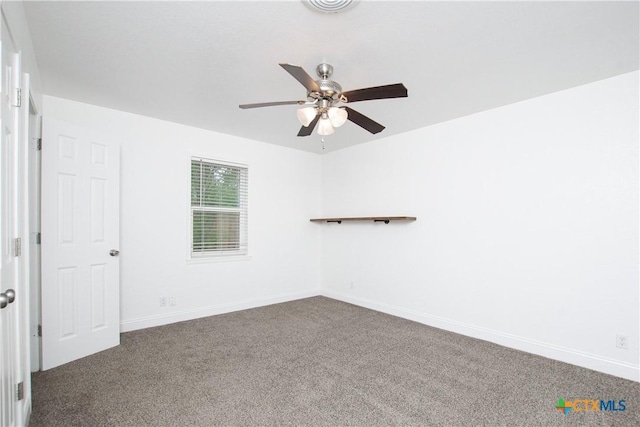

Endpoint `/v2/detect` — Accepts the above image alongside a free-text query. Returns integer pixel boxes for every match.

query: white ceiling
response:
[23,0,639,154]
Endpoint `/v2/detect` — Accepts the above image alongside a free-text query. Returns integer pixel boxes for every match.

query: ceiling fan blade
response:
[280,63,321,93]
[239,100,306,109]
[341,83,408,103]
[297,114,320,137]
[344,107,385,134]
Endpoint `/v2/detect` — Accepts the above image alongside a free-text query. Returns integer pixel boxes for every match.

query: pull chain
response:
[321,137,326,150]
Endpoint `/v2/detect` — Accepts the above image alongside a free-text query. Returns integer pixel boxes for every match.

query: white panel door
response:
[1,14,22,426]
[41,118,120,370]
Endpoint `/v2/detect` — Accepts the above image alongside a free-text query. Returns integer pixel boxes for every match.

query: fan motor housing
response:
[314,79,342,99]
[306,63,342,101]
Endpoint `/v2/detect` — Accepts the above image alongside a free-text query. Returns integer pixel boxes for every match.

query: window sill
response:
[187,254,252,264]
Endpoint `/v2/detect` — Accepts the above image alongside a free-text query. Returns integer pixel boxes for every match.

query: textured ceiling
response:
[23,1,639,154]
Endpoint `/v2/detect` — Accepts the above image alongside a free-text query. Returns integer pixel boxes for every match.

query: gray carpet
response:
[30,296,640,426]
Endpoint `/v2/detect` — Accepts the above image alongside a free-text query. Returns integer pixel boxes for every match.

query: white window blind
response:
[191,158,248,256]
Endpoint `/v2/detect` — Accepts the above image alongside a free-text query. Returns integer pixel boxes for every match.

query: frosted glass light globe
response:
[328,107,348,127]
[317,117,335,135]
[296,107,317,127]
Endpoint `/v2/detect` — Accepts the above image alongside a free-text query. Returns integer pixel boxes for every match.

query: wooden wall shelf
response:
[309,216,416,224]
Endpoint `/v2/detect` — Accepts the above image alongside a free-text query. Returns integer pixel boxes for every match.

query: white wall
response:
[320,71,639,381]
[43,96,322,331]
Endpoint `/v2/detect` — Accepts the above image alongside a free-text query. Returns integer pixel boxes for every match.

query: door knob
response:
[0,289,14,309]
[109,249,120,257]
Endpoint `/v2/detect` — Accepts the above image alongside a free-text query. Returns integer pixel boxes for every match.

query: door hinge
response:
[36,232,41,245]
[16,382,24,401]
[13,237,22,257]
[35,138,42,151]
[38,324,42,337]
[12,88,22,108]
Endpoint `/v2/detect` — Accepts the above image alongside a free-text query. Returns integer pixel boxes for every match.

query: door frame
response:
[27,91,41,373]
[16,70,33,427]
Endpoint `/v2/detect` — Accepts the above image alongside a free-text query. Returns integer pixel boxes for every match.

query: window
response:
[190,158,248,257]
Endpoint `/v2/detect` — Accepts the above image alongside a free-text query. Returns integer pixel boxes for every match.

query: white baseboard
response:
[322,289,640,382]
[120,289,321,333]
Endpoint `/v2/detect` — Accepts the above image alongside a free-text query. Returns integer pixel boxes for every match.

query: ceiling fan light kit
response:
[297,103,347,135]
[239,62,407,141]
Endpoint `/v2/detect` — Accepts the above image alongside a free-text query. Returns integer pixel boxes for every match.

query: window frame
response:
[188,156,249,261]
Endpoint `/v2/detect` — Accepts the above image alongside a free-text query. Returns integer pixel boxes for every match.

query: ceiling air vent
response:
[304,0,358,14]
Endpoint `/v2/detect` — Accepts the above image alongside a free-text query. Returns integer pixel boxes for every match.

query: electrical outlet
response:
[159,297,167,307]
[616,334,629,350]
[169,296,176,307]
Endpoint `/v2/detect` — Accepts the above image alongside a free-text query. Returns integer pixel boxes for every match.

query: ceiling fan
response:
[239,63,408,137]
